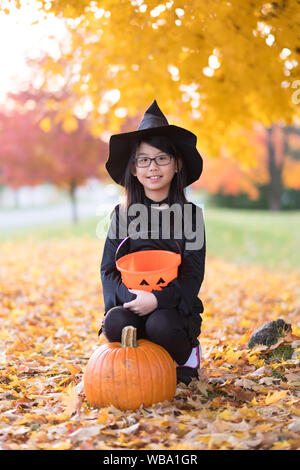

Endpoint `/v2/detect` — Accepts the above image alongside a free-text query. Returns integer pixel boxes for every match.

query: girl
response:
[99,100,206,385]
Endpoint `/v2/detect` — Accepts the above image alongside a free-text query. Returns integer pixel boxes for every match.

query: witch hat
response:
[105,100,203,187]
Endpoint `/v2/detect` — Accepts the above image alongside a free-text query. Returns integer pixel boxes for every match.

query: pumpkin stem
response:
[121,326,138,347]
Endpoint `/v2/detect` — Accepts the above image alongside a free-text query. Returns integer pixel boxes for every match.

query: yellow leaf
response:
[90,122,104,137]
[250,397,258,406]
[292,325,300,336]
[45,99,57,111]
[56,377,72,388]
[238,406,257,418]
[285,397,298,406]
[218,409,236,421]
[178,423,187,430]
[265,390,288,405]
[223,348,243,364]
[40,117,52,133]
[46,413,69,423]
[238,318,251,328]
[38,441,72,450]
[248,355,264,368]
[62,116,78,133]
[289,406,300,416]
[62,385,81,417]
[271,440,291,450]
[97,409,110,424]
[196,435,210,443]
[64,363,82,375]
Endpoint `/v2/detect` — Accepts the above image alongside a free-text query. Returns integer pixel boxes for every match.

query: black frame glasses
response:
[134,154,173,168]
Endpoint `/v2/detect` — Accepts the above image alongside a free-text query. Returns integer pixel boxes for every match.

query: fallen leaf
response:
[61,385,82,417]
[265,390,288,405]
[287,419,300,432]
[234,378,256,389]
[64,363,82,375]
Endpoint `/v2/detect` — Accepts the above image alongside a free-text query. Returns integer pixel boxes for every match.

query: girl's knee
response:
[144,309,192,363]
[103,306,145,342]
[145,309,178,341]
[103,306,129,327]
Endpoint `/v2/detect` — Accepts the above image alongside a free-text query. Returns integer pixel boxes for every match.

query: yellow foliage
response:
[282,157,300,190]
[238,407,257,419]
[265,390,288,405]
[238,319,251,329]
[0,239,299,450]
[223,348,243,364]
[218,409,236,421]
[97,409,111,424]
[39,117,52,133]
[248,355,264,368]
[292,325,300,336]
[62,116,78,133]
[25,0,300,164]
[271,440,291,450]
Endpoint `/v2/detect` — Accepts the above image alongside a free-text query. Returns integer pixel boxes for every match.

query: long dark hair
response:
[120,134,188,210]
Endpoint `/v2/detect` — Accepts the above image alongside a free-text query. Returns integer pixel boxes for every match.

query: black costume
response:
[99,193,206,364]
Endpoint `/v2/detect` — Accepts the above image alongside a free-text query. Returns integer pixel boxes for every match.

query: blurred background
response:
[0,0,299,273]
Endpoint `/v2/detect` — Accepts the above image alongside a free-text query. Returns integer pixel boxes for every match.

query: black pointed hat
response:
[105,100,203,187]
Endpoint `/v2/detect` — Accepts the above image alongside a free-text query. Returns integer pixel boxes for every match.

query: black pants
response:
[101,306,200,365]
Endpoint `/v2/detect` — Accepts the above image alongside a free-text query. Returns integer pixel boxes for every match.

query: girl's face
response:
[131,141,182,201]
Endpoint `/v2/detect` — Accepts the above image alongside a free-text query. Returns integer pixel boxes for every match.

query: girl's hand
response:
[123,289,158,316]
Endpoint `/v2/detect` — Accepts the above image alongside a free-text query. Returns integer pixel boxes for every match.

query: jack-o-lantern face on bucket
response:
[116,250,181,293]
[139,276,167,290]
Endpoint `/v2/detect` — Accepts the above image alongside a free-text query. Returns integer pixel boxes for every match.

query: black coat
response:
[100,195,206,342]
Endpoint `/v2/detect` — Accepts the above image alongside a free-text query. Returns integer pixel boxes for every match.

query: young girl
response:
[99,100,206,385]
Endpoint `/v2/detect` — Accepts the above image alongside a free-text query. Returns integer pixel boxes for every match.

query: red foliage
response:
[0,89,108,190]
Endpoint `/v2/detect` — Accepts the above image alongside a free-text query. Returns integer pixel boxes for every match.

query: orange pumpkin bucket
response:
[115,231,181,292]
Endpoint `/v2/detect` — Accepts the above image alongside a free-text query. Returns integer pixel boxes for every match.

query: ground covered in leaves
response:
[1,238,300,450]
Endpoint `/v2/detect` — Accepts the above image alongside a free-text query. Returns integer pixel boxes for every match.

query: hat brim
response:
[106,124,203,187]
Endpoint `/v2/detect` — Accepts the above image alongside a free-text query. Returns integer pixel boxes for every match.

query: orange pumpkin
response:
[83,326,177,410]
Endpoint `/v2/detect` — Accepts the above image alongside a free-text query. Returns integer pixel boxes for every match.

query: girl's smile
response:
[147,175,162,181]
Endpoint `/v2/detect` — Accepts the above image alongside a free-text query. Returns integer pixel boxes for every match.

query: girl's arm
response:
[100,235,137,312]
[151,219,206,317]
[100,206,137,313]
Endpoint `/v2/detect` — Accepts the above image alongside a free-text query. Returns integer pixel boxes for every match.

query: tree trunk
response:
[266,125,283,211]
[69,179,78,223]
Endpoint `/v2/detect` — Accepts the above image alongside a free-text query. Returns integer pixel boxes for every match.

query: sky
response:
[0,0,68,104]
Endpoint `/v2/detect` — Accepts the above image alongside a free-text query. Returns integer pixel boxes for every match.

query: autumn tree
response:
[2,1,300,211]
[29,1,300,163]
[245,123,300,210]
[0,103,55,188]
[0,89,109,222]
[196,123,300,210]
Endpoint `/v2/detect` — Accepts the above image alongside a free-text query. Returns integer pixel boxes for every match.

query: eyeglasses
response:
[135,154,172,168]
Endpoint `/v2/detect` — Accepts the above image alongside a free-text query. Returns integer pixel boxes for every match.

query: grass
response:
[0,217,101,242]
[204,207,300,273]
[1,206,300,273]
[266,345,294,363]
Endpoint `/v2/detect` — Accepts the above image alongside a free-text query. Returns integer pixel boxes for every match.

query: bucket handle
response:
[115,230,182,264]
